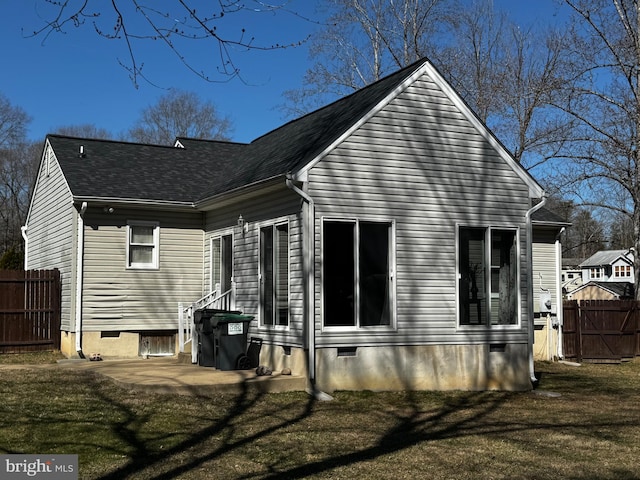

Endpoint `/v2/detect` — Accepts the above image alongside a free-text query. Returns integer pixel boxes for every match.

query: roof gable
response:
[292,58,543,198]
[570,281,635,298]
[580,250,633,268]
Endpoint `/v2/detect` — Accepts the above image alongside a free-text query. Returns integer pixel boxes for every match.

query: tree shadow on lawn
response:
[2,365,638,479]
[93,386,633,479]
[91,378,317,480]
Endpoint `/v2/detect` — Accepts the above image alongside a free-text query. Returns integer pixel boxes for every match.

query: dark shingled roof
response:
[580,281,635,299]
[531,206,570,225]
[51,59,427,205]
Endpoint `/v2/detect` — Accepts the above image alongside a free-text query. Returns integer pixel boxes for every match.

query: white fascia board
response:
[195,174,286,211]
[72,196,195,210]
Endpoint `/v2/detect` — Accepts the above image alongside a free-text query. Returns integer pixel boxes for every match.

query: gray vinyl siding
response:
[309,74,531,347]
[25,144,76,331]
[203,186,304,346]
[81,208,203,331]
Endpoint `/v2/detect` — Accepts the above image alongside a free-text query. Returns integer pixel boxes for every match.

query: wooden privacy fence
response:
[563,300,640,363]
[0,269,61,353]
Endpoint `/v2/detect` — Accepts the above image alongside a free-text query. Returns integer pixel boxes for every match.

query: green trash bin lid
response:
[212,313,254,322]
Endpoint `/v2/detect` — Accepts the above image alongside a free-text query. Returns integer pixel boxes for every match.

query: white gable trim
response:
[293,59,544,199]
[24,139,75,226]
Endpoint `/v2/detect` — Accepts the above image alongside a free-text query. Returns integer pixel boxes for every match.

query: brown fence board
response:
[563,299,640,363]
[0,269,61,353]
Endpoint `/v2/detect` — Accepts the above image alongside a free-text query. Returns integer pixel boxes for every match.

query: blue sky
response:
[1,0,562,144]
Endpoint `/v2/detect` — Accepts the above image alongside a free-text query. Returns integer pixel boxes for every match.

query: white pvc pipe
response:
[75,202,88,357]
[286,175,316,386]
[525,195,547,384]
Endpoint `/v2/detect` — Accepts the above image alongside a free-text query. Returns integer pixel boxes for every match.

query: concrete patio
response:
[54,356,308,396]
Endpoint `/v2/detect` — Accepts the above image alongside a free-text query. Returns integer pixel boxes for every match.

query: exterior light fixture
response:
[238,215,248,235]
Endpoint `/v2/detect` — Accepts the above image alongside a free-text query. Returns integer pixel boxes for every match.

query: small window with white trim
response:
[127,222,159,269]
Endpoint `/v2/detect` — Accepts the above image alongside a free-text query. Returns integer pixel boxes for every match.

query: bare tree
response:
[283,0,569,172]
[128,89,233,145]
[551,0,640,297]
[0,142,39,268]
[53,124,115,140]
[435,2,572,169]
[0,94,34,267]
[26,0,309,87]
[0,93,30,148]
[283,0,446,116]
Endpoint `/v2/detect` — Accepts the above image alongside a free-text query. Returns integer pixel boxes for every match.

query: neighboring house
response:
[531,207,571,361]
[579,249,635,284]
[24,58,549,392]
[561,258,584,295]
[567,281,635,301]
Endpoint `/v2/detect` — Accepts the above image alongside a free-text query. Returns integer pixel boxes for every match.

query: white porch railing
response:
[178,283,235,364]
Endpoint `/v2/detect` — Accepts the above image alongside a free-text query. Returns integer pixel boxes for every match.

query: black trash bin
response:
[211,313,254,370]
[194,309,241,367]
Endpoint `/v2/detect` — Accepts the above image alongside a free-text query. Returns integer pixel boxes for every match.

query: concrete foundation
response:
[258,344,308,377]
[60,332,532,392]
[60,331,180,359]
[314,343,532,392]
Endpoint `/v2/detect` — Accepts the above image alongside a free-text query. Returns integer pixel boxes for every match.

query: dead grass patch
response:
[0,360,639,479]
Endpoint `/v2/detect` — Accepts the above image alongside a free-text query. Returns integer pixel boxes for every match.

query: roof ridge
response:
[46,134,181,150]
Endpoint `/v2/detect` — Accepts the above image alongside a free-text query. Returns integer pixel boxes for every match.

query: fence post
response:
[576,301,583,363]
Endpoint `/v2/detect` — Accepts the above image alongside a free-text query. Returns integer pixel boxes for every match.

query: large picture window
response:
[127,222,159,269]
[260,223,289,327]
[323,219,393,328]
[459,226,518,326]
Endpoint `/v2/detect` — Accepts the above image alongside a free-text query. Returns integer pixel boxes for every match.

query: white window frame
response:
[258,219,290,329]
[614,264,631,278]
[456,224,521,329]
[126,221,159,270]
[321,217,397,332]
[210,231,234,293]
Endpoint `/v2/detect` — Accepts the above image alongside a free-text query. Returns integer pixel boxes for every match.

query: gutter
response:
[285,174,317,388]
[75,201,87,359]
[21,226,28,270]
[555,227,566,360]
[525,195,547,385]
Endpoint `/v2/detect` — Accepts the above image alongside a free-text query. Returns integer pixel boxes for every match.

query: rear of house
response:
[195,60,545,392]
[24,58,547,392]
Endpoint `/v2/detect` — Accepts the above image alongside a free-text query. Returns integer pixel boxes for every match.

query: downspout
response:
[21,226,28,270]
[285,174,316,388]
[525,194,546,385]
[75,202,88,358]
[555,227,566,360]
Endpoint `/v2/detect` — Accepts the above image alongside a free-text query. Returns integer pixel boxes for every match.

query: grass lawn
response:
[1,357,639,479]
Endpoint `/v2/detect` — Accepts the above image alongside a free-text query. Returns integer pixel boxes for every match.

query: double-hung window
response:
[323,219,394,328]
[127,222,159,269]
[260,223,289,327]
[458,226,518,326]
